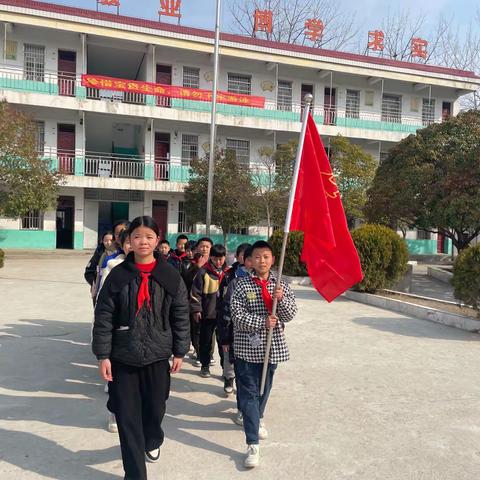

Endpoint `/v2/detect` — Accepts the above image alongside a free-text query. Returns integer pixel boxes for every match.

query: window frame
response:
[20,210,44,231]
[227,73,252,95]
[226,138,250,166]
[24,44,45,82]
[182,66,200,89]
[345,89,360,119]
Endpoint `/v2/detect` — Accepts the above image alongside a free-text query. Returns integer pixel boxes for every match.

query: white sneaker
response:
[107,413,118,433]
[244,444,260,468]
[258,420,268,440]
[233,411,243,426]
[209,358,216,366]
[194,359,202,367]
[145,448,160,463]
[104,382,109,394]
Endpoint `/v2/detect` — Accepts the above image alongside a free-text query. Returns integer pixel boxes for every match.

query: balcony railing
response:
[0,65,440,133]
[84,152,146,179]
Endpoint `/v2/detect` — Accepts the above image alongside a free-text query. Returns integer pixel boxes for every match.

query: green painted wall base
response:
[74,232,84,250]
[0,230,56,249]
[406,239,453,255]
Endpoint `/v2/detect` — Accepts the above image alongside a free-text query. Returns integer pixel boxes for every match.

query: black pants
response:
[199,318,224,368]
[190,315,200,354]
[108,360,170,480]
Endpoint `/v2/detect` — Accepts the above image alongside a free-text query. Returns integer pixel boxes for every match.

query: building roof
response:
[2,0,479,80]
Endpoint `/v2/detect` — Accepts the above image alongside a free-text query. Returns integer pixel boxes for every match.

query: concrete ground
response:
[410,264,456,302]
[1,255,480,480]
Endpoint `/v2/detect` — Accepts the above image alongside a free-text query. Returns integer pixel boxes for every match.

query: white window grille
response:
[24,44,45,82]
[277,80,293,111]
[226,138,250,166]
[346,90,360,119]
[21,210,44,230]
[381,94,402,123]
[417,230,431,240]
[181,134,198,165]
[228,73,251,95]
[422,98,435,126]
[36,121,45,156]
[178,201,193,233]
[183,66,200,89]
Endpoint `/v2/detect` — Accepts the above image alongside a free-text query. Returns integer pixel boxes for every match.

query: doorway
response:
[301,84,314,118]
[442,101,452,121]
[56,196,74,249]
[57,124,75,174]
[155,132,170,180]
[98,202,130,242]
[156,64,172,107]
[58,50,76,96]
[324,87,336,125]
[152,200,168,239]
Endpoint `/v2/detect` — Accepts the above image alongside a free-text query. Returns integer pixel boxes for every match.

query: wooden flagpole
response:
[260,94,314,395]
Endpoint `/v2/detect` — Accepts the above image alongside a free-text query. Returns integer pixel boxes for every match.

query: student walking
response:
[84,231,111,287]
[190,243,233,379]
[230,240,297,468]
[217,243,252,396]
[168,234,189,271]
[92,216,190,480]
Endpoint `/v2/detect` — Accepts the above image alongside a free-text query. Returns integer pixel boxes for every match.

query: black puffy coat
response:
[92,253,190,367]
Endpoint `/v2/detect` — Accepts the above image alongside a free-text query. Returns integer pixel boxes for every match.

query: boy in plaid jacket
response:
[230,240,297,468]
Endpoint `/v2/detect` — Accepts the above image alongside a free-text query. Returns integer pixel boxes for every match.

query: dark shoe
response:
[200,366,211,378]
[224,377,234,394]
[145,447,160,463]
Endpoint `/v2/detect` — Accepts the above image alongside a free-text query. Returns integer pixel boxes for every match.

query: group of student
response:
[84,216,297,479]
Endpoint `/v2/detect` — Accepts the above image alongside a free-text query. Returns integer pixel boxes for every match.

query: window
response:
[181,134,199,165]
[36,121,45,156]
[277,80,293,111]
[24,44,45,82]
[178,201,193,233]
[183,66,200,89]
[417,230,431,240]
[346,90,360,119]
[21,210,44,230]
[226,138,250,166]
[228,73,251,95]
[381,94,402,123]
[228,227,248,235]
[422,98,435,126]
[5,40,17,60]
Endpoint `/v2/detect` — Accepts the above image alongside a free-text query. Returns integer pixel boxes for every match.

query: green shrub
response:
[0,248,3,269]
[452,244,480,314]
[352,224,409,293]
[269,230,307,276]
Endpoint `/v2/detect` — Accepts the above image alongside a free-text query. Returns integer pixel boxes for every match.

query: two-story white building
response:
[0,0,479,253]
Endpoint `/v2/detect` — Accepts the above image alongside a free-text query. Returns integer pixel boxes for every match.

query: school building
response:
[0,0,479,253]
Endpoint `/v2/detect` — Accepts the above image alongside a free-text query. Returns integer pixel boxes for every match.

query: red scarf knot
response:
[136,260,157,314]
[204,261,225,285]
[252,277,273,314]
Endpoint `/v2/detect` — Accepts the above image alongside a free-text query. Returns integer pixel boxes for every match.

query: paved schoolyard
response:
[0,254,479,480]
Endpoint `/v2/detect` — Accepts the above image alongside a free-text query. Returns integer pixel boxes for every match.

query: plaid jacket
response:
[231,273,297,364]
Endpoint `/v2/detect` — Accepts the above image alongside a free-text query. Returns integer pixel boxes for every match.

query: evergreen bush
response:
[352,224,409,293]
[269,230,307,276]
[452,244,480,315]
[0,249,4,268]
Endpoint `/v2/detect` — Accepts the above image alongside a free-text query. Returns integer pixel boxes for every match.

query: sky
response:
[40,0,478,37]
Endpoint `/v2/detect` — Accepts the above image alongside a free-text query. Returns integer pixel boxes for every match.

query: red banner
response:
[81,75,265,108]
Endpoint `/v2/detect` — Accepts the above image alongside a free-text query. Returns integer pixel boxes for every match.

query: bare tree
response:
[228,0,360,51]
[437,11,480,110]
[364,8,447,64]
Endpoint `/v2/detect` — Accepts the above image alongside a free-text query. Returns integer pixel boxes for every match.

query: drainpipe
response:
[3,23,6,62]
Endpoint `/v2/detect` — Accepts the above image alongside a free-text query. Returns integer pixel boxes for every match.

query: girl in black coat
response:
[92,216,190,480]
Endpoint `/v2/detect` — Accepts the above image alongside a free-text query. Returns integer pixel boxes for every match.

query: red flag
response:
[289,114,363,302]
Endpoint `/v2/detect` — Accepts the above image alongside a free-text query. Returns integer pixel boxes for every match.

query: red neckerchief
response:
[204,261,225,285]
[252,275,273,314]
[135,260,157,314]
[171,250,187,262]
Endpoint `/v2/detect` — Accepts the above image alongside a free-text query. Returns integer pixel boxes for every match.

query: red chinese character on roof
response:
[304,19,324,43]
[254,9,273,34]
[368,30,384,52]
[159,0,181,18]
[98,0,120,5]
[411,37,428,59]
